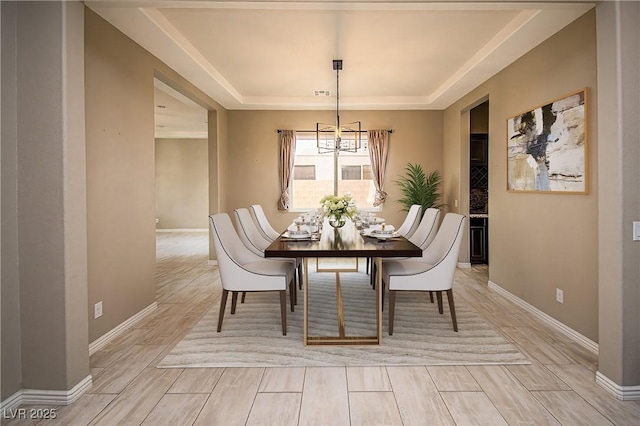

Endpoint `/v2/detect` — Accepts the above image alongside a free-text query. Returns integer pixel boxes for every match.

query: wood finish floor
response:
[7,231,640,425]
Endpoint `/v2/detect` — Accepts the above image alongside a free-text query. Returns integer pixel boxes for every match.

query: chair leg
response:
[280,290,287,336]
[446,289,458,332]
[289,279,295,312]
[231,291,239,314]
[241,292,247,303]
[389,290,396,335]
[429,291,434,303]
[366,257,370,274]
[217,289,229,332]
[371,262,376,288]
[298,261,303,290]
[381,277,385,312]
[436,291,444,314]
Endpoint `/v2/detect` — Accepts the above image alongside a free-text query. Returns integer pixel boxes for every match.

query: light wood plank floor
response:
[9,231,640,425]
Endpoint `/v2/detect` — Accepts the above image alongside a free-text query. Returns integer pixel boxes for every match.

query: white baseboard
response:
[207,260,218,266]
[488,280,598,354]
[156,228,207,232]
[89,302,157,355]
[596,371,640,400]
[1,375,92,410]
[458,262,472,269]
[1,390,23,411]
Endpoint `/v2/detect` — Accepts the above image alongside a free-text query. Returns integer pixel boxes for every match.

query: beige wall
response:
[155,138,209,229]
[444,11,598,341]
[470,101,489,133]
[85,8,226,342]
[596,1,640,387]
[2,1,89,398]
[226,110,444,232]
[2,1,22,399]
[85,8,157,343]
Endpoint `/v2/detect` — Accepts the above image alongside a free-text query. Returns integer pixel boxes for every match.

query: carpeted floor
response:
[158,268,530,368]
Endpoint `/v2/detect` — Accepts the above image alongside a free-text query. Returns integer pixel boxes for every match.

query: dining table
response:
[264,218,422,346]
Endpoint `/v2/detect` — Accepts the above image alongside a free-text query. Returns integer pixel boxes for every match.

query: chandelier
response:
[316,59,362,154]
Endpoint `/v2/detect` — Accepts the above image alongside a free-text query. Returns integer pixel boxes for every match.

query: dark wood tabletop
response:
[265,220,422,259]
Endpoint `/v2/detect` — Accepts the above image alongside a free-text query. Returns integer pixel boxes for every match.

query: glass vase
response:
[329,215,346,228]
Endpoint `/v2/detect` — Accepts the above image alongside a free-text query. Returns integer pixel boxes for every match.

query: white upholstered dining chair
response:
[396,204,422,238]
[209,213,295,335]
[406,207,441,251]
[368,204,422,277]
[234,207,299,305]
[373,207,442,290]
[250,204,304,288]
[250,204,281,241]
[234,208,273,257]
[382,213,466,334]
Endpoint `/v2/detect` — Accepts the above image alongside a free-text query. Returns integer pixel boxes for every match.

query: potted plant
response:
[395,163,445,216]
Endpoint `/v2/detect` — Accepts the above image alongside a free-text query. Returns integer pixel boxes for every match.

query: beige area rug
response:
[158,269,530,368]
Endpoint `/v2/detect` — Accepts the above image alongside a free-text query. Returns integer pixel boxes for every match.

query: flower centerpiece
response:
[320,193,357,228]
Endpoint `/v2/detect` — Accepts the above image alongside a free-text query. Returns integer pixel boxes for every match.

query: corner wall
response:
[85,8,226,342]
[2,1,22,400]
[444,11,598,341]
[2,0,89,399]
[596,1,640,390]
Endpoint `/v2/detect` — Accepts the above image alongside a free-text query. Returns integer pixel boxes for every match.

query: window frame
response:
[288,132,381,213]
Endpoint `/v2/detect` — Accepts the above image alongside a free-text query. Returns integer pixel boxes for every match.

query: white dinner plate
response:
[283,232,311,239]
[370,231,399,239]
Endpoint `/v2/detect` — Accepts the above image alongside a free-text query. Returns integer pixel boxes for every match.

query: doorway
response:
[469,101,489,265]
[153,78,209,231]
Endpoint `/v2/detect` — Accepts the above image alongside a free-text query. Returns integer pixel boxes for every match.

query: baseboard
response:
[458,262,472,269]
[89,302,157,355]
[596,371,640,400]
[1,390,23,411]
[488,280,598,354]
[207,260,218,266]
[1,375,92,410]
[156,228,207,233]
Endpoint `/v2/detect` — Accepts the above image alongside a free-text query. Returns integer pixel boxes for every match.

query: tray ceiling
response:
[87,1,594,110]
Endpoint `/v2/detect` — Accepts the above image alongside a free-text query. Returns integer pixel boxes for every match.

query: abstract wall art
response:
[507,89,587,193]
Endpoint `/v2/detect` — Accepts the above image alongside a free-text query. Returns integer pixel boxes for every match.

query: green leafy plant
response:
[395,163,445,216]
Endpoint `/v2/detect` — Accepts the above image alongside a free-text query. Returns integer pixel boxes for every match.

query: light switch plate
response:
[634,222,640,241]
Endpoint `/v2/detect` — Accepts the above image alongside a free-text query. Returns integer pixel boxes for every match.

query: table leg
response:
[376,257,382,343]
[304,257,380,346]
[336,272,345,338]
[303,258,309,346]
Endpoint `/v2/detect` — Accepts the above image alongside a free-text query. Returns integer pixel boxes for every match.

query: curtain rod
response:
[277,129,393,134]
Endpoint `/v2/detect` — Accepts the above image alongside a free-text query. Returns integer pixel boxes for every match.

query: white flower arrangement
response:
[319,193,357,221]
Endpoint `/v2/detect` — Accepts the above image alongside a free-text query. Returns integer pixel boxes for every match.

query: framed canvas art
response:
[507,89,587,193]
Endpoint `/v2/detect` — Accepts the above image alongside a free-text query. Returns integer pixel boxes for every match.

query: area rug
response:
[158,269,530,368]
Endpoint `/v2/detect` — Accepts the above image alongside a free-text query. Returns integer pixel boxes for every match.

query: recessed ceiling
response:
[87,1,595,110]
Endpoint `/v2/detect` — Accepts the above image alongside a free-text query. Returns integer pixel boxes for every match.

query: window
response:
[290,133,376,210]
[341,165,362,180]
[294,165,316,180]
[341,165,373,180]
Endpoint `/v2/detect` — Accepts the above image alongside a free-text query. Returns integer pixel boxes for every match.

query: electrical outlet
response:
[556,288,564,304]
[633,221,640,241]
[94,301,103,319]
[155,218,160,225]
